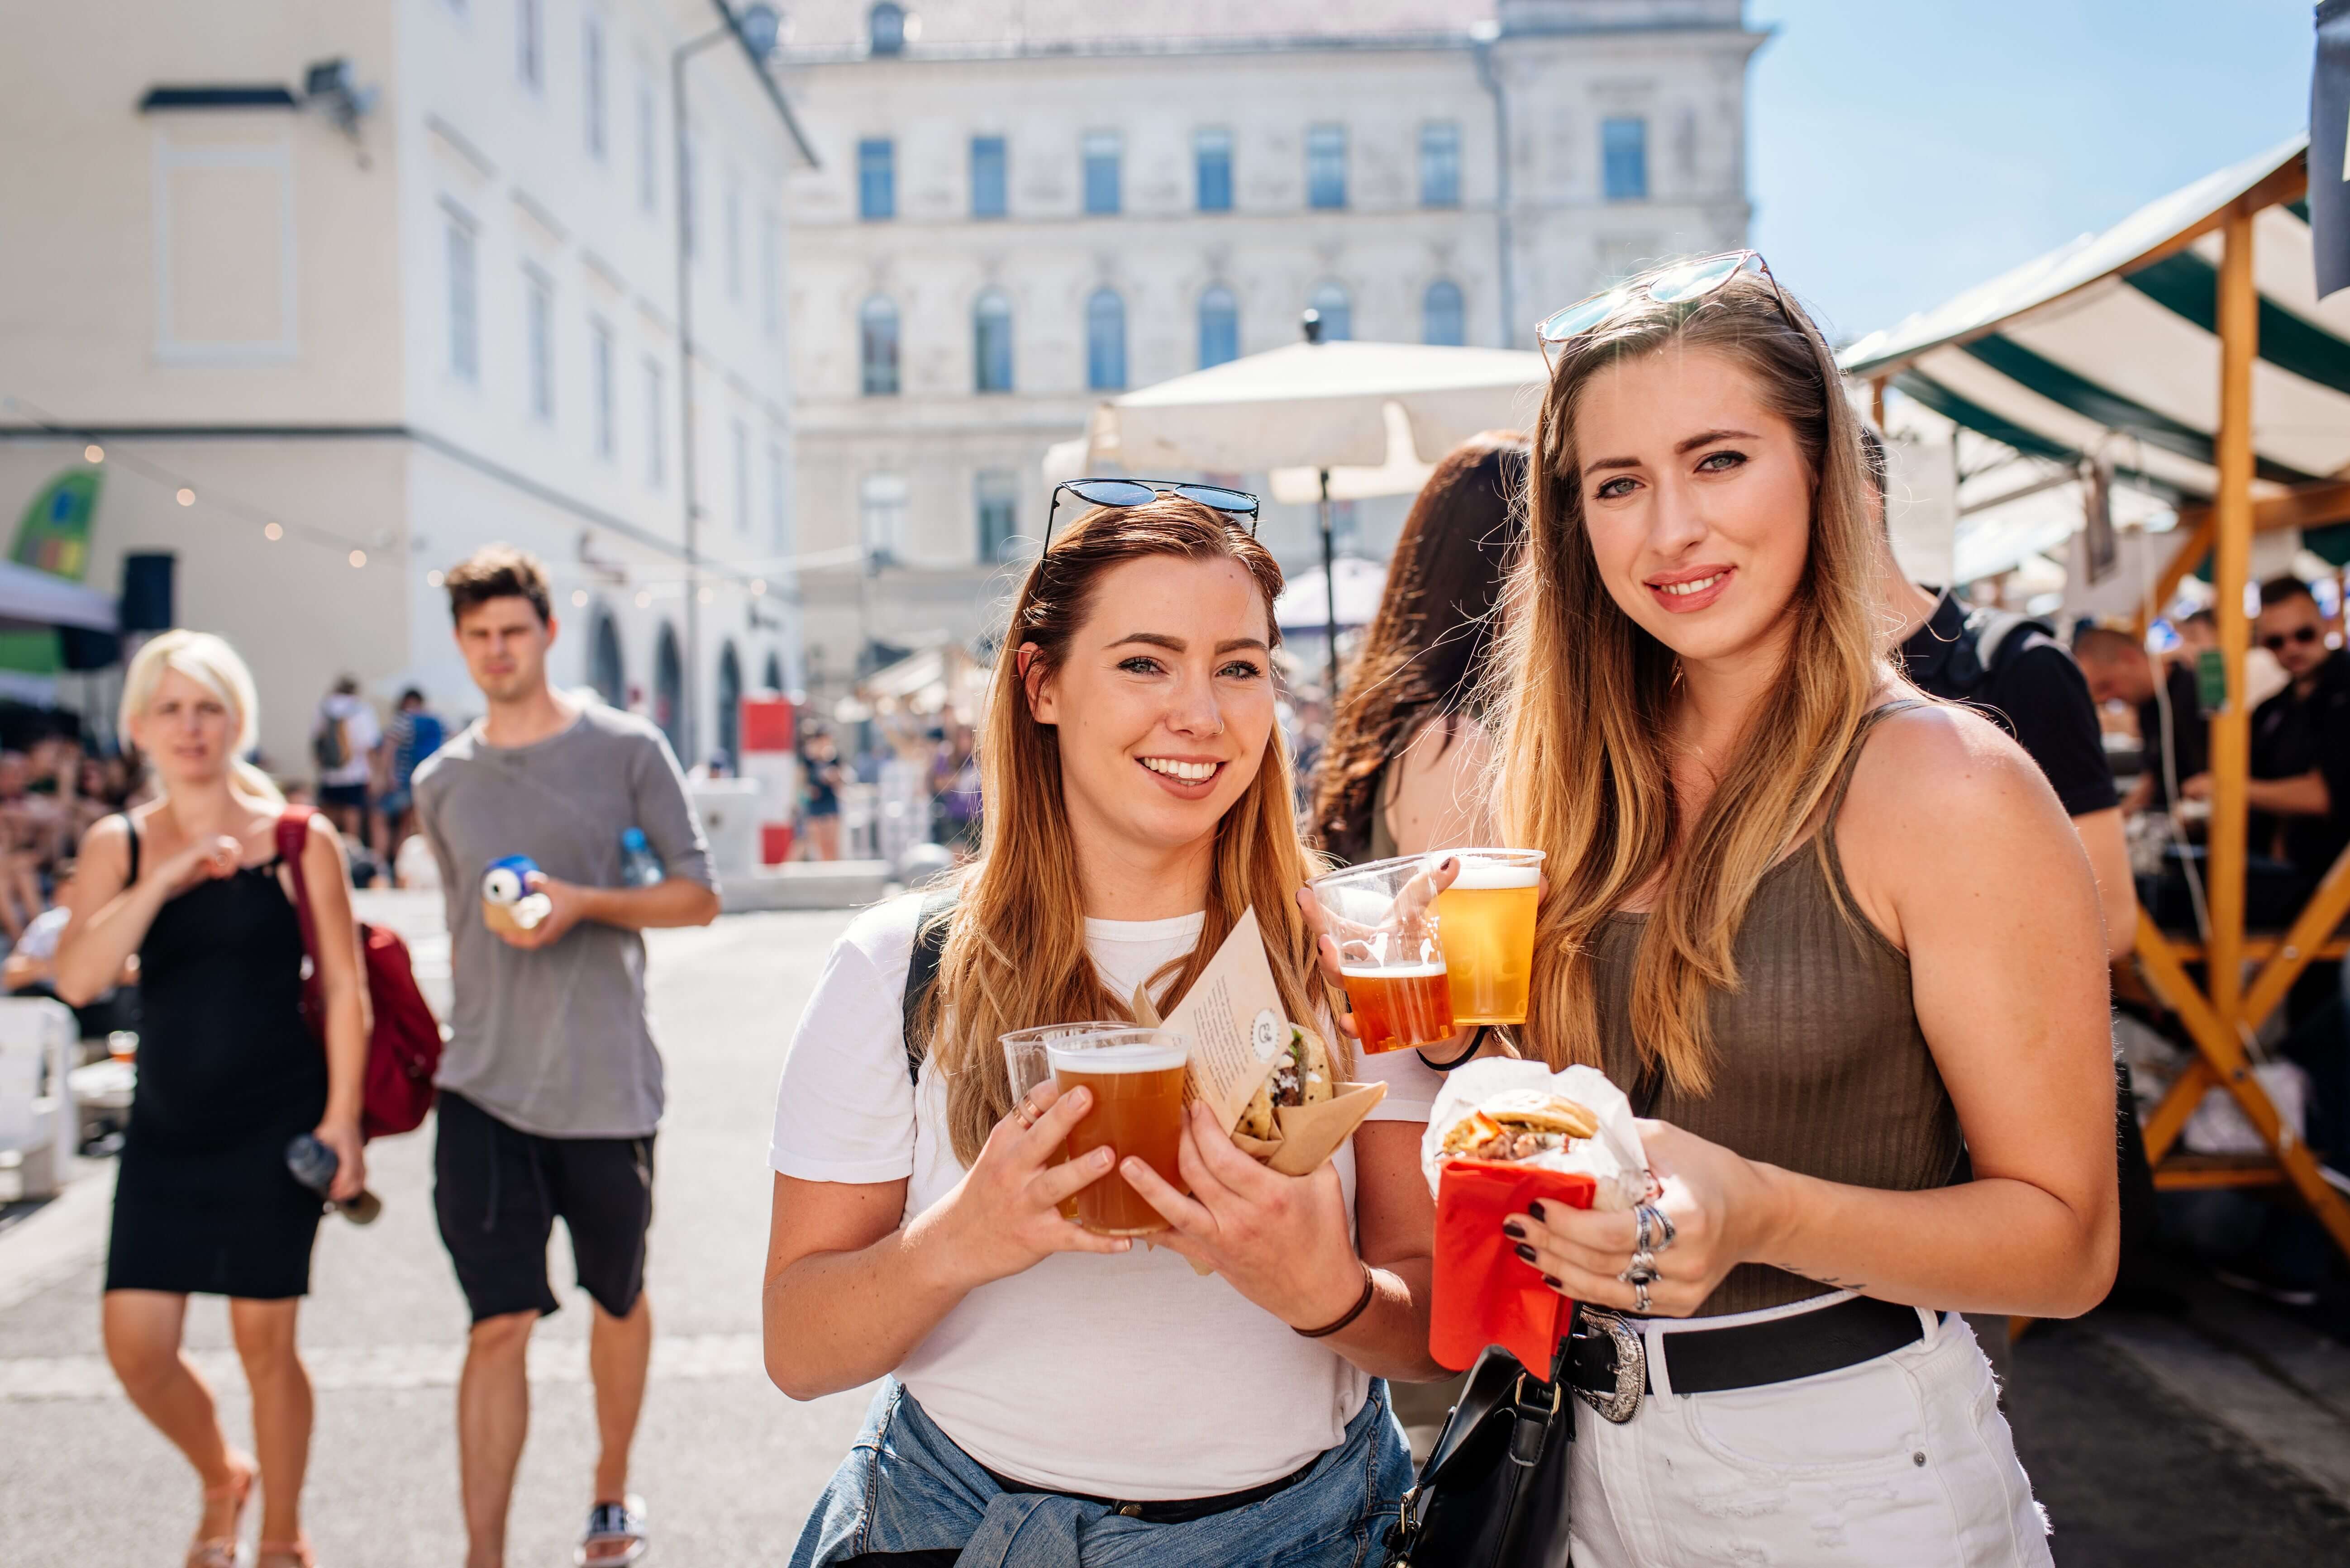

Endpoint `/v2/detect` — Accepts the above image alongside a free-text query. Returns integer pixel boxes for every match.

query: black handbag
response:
[1381,1329,1576,1567]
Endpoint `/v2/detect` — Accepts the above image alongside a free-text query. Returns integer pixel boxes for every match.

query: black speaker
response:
[119,552,174,633]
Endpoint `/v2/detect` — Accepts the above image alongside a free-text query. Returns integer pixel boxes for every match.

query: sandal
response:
[257,1538,316,1568]
[575,1495,648,1567]
[186,1453,256,1568]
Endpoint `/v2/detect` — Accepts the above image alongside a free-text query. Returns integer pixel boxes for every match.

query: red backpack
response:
[277,808,443,1140]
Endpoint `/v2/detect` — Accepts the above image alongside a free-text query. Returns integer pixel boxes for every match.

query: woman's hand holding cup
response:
[910,1080,1131,1288]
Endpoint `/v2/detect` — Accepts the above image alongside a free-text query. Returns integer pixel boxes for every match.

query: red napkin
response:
[1430,1159,1597,1372]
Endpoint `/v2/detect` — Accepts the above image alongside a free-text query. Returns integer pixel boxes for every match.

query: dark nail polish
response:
[1502,1220,1526,1240]
[1528,1201,1548,1223]
[1515,1243,1538,1264]
[1543,1275,1563,1289]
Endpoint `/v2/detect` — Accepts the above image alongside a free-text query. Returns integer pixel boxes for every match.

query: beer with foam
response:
[1435,851,1544,1025]
[1048,1034,1190,1235]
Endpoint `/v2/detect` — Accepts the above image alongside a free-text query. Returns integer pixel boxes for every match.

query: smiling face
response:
[1026,553,1276,862]
[129,666,239,789]
[1571,346,1818,670]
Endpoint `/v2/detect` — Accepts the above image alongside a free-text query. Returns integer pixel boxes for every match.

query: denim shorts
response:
[790,1376,1414,1568]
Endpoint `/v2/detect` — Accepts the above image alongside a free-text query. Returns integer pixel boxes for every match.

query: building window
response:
[643,356,666,485]
[591,318,616,457]
[976,470,1018,563]
[524,269,554,420]
[1309,280,1351,342]
[591,610,625,708]
[732,418,751,534]
[1419,121,1460,207]
[1306,124,1347,209]
[723,170,743,299]
[869,2,906,55]
[653,622,682,748]
[859,295,900,395]
[767,440,789,552]
[970,135,1007,218]
[860,472,909,562]
[1198,285,1239,369]
[1422,279,1465,347]
[517,0,543,89]
[1085,288,1126,392]
[1082,131,1120,216]
[858,138,894,220]
[973,290,1013,393]
[761,210,780,335]
[444,209,478,381]
[1195,127,1232,213]
[1602,117,1648,201]
[583,15,606,159]
[635,70,657,212]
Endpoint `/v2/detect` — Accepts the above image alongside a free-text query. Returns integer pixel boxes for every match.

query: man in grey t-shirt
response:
[414,545,717,1568]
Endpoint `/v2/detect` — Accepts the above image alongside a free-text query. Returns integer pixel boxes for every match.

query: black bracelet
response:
[1294,1263,1378,1339]
[1418,1025,1492,1074]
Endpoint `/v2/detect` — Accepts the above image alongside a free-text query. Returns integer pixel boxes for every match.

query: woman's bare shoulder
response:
[1839,700,2083,880]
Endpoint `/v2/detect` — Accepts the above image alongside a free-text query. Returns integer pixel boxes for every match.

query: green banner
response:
[0,466,103,675]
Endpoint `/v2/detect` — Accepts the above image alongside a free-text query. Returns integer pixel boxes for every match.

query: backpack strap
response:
[900,890,958,1087]
[276,806,323,981]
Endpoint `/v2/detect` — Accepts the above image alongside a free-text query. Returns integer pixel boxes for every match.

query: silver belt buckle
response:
[1573,1309,1645,1424]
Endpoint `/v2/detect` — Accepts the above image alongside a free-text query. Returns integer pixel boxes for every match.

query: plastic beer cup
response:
[1002,1023,1190,1235]
[1434,850,1544,1025]
[1311,855,1457,1054]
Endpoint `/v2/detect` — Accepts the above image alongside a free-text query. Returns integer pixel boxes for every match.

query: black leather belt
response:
[978,1449,1320,1525]
[1565,1295,1932,1421]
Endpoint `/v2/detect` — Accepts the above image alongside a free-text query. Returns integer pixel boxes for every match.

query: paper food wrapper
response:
[1135,908,1387,1272]
[1421,1059,1651,1371]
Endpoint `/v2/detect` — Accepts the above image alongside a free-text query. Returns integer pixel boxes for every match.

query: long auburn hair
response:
[1489,267,1884,1095]
[920,497,1328,1165]
[1310,432,1527,864]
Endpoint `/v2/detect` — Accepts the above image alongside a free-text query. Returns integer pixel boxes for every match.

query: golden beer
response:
[1049,1038,1189,1235]
[1344,962,1456,1054]
[1435,852,1543,1025]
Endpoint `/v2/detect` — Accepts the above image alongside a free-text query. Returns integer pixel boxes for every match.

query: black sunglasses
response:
[2262,625,2323,653]
[1046,477,1260,547]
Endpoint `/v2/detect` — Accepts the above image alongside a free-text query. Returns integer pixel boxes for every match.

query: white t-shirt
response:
[769,893,1442,1500]
[317,694,381,788]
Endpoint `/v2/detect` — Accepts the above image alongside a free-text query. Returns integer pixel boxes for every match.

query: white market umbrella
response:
[1049,331,1547,695]
[1275,556,1388,633]
[0,560,114,632]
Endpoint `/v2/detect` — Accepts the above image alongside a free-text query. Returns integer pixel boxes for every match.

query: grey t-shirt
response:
[413,703,713,1138]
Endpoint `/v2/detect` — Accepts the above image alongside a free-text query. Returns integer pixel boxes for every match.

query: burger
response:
[1236,1026,1334,1140]
[1438,1088,1600,1163]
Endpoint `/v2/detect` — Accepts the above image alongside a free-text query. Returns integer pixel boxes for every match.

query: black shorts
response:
[318,782,368,811]
[433,1089,655,1323]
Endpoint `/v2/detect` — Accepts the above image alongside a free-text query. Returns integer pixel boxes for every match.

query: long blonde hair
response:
[922,498,1325,1165]
[119,630,285,804]
[1490,267,1883,1095]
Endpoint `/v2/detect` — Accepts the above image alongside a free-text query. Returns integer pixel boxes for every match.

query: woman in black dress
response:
[57,630,369,1568]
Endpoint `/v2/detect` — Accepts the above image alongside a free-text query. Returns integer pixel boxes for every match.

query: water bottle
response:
[285,1133,383,1225]
[620,827,664,888]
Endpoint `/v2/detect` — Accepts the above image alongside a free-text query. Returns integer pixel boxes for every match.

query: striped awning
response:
[1840,134,2343,508]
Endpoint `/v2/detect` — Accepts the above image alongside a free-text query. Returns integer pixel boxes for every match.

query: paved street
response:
[7,903,2350,1565]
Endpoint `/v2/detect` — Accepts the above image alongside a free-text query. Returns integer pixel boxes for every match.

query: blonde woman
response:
[57,632,368,1568]
[765,493,1449,1565]
[1481,256,2116,1564]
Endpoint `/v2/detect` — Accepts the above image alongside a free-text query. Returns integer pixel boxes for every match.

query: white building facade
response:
[779,0,1763,706]
[0,0,809,772]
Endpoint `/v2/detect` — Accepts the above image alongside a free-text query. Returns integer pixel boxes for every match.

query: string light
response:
[426,569,445,587]
[634,590,652,608]
[571,589,589,607]
[83,444,103,463]
[750,578,767,596]
[697,586,715,604]
[175,488,195,507]
[348,549,367,568]
[263,523,282,541]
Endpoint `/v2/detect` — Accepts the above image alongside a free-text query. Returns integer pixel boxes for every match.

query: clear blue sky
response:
[1747,0,2316,345]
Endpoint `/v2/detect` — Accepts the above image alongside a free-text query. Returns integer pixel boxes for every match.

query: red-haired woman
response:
[764,490,1447,1565]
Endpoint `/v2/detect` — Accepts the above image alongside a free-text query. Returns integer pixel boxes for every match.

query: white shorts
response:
[1570,1299,2053,1568]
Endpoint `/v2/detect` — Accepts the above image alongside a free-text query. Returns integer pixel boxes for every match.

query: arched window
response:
[1198,285,1239,369]
[859,295,900,395]
[716,641,742,764]
[1422,278,1465,347]
[1085,288,1126,391]
[973,289,1013,393]
[1309,280,1351,342]
[868,2,906,55]
[590,609,624,708]
[763,650,785,692]
[654,622,683,752]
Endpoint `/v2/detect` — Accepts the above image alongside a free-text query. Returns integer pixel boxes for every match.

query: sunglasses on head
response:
[1536,250,1797,370]
[2262,625,2323,653]
[1045,478,1260,548]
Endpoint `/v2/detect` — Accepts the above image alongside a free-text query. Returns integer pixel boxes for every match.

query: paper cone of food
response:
[1421,1059,1651,1371]
[1228,1025,1388,1176]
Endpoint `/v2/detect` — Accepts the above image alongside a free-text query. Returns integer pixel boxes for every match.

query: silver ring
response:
[1632,1279,1651,1313]
[1635,1202,1677,1254]
[1619,1250,1658,1287]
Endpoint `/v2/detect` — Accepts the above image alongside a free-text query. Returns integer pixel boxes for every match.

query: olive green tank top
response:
[1591,704,1962,1317]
